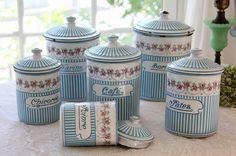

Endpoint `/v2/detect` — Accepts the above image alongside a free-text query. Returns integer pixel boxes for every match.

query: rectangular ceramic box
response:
[60,101,117,146]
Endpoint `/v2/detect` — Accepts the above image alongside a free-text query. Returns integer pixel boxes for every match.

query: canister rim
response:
[43,31,100,42]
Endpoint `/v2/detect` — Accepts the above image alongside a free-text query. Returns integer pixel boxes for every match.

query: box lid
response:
[85,35,141,62]
[14,48,61,74]
[167,49,224,75]
[44,16,100,42]
[133,11,194,37]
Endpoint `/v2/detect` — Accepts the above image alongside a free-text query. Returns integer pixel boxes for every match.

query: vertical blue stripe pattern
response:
[141,54,190,101]
[165,92,219,137]
[16,89,61,124]
[88,77,140,121]
[61,72,86,102]
[62,103,96,146]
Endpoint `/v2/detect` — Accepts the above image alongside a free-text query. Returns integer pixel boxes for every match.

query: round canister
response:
[60,101,117,146]
[85,35,141,120]
[13,48,61,124]
[44,16,100,102]
[133,11,194,101]
[165,49,224,137]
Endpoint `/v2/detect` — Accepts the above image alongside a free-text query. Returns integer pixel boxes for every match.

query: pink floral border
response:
[88,65,140,79]
[167,78,221,95]
[47,46,86,57]
[99,102,112,145]
[16,77,60,90]
[136,41,191,52]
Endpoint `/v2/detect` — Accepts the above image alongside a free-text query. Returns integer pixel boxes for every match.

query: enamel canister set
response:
[13,11,224,148]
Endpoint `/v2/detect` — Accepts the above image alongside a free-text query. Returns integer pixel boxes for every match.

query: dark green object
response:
[220,66,236,108]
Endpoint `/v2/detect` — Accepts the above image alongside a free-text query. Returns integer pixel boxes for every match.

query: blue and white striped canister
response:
[138,37,191,101]
[44,16,100,102]
[165,49,224,137]
[60,101,117,146]
[87,60,141,120]
[133,11,194,101]
[14,48,61,124]
[46,40,98,102]
[85,35,142,121]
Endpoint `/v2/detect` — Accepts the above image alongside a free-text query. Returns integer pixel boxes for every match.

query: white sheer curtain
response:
[184,0,236,65]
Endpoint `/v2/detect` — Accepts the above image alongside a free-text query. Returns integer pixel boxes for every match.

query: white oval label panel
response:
[26,92,60,108]
[92,84,133,97]
[166,95,203,114]
[75,104,91,140]
[142,61,168,73]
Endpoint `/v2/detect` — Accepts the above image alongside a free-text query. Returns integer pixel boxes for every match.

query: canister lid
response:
[85,35,141,62]
[44,16,100,42]
[14,48,61,74]
[167,49,224,74]
[118,116,154,149]
[133,11,194,37]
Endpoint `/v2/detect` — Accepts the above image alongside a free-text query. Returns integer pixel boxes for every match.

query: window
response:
[0,0,185,83]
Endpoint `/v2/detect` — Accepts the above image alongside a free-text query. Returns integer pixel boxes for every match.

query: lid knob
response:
[66,16,76,27]
[32,48,42,59]
[130,116,141,126]
[108,35,119,47]
[160,11,169,20]
[190,48,203,58]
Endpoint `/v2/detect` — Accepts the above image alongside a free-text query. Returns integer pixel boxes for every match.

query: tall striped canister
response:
[133,11,194,101]
[44,16,100,102]
[13,48,61,125]
[60,101,117,146]
[165,49,224,137]
[85,35,141,120]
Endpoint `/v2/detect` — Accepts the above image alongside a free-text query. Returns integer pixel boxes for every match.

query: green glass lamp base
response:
[204,20,235,64]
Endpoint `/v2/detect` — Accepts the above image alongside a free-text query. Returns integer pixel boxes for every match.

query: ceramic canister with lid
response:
[60,101,117,146]
[165,49,224,137]
[44,16,100,102]
[13,48,61,124]
[85,35,141,120]
[133,11,194,101]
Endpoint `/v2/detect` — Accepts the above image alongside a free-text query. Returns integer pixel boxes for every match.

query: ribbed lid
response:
[133,11,194,36]
[85,35,141,62]
[118,116,154,148]
[44,16,100,42]
[14,48,61,74]
[167,49,224,74]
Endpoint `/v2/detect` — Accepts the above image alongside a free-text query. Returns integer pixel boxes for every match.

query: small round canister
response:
[14,48,61,124]
[85,35,141,120]
[165,49,224,137]
[44,16,100,102]
[60,101,117,146]
[133,11,194,101]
